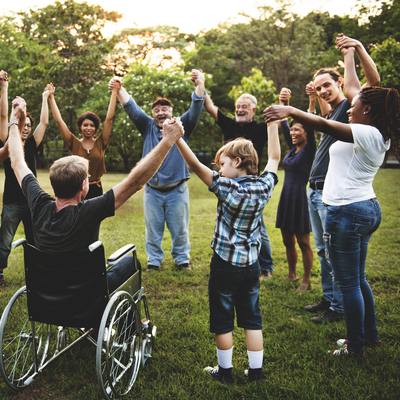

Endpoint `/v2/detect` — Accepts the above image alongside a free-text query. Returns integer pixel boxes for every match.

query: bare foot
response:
[296,282,311,293]
[285,274,299,282]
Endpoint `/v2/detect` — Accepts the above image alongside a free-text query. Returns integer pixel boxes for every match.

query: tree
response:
[371,38,400,92]
[16,0,122,127]
[114,25,196,70]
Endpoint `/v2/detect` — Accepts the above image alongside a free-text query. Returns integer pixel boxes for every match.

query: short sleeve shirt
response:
[209,170,278,267]
[65,132,108,182]
[322,124,390,206]
[21,174,115,253]
[1,136,37,204]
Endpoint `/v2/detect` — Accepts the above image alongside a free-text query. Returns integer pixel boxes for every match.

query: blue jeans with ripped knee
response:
[324,199,381,354]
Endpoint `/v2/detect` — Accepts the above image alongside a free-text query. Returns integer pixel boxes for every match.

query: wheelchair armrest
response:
[88,241,103,252]
[107,244,136,265]
[12,238,27,249]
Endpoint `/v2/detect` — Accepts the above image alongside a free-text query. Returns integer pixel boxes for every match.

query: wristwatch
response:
[8,121,18,127]
[307,109,317,114]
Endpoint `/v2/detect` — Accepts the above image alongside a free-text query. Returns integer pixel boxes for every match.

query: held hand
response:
[10,98,26,121]
[336,33,359,53]
[43,83,54,99]
[305,81,317,99]
[161,117,184,141]
[279,88,291,105]
[191,69,205,87]
[263,105,292,123]
[0,70,8,86]
[108,77,122,92]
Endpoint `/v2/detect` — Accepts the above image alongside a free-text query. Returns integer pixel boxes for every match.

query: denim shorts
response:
[208,252,263,334]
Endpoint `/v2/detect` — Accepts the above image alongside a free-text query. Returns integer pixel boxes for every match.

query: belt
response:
[148,179,185,193]
[309,180,324,190]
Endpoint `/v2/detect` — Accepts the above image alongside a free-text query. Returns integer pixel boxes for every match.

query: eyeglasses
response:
[24,124,32,128]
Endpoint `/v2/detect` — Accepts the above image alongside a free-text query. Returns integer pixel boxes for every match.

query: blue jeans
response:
[324,199,381,354]
[0,203,35,270]
[208,252,262,334]
[143,183,190,266]
[308,188,343,313]
[259,213,273,273]
[107,256,140,294]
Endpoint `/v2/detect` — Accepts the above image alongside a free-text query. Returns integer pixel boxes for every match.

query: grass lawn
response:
[0,167,399,399]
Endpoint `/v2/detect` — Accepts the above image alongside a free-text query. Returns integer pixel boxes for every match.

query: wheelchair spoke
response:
[0,287,50,391]
[96,291,142,399]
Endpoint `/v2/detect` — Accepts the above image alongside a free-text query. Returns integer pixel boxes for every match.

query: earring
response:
[364,111,368,115]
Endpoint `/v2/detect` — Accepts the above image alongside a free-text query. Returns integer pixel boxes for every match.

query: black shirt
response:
[217,110,267,173]
[22,174,115,254]
[1,136,37,204]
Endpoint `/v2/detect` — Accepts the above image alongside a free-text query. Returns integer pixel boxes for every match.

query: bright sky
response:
[2,0,371,35]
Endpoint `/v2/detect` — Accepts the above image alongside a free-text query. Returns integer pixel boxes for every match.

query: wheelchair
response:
[0,239,156,399]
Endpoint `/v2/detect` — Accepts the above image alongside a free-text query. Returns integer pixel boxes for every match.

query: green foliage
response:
[371,38,400,92]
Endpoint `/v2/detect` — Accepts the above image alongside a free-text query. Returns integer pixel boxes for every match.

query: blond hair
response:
[214,138,259,175]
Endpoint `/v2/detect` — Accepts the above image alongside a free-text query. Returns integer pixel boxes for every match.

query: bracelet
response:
[307,109,317,114]
[8,121,18,127]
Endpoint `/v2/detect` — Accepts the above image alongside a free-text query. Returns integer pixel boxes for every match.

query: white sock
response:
[216,346,233,369]
[247,350,263,369]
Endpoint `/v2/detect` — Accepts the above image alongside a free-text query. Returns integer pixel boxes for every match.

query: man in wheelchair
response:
[7,97,184,291]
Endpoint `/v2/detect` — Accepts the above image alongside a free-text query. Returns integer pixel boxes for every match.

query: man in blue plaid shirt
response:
[171,119,280,384]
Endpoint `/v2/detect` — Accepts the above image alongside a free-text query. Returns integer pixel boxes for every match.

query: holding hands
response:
[161,117,185,142]
[335,33,358,55]
[11,97,27,120]
[279,88,291,106]
[305,81,317,100]
[0,70,8,84]
[191,69,205,87]
[108,77,123,93]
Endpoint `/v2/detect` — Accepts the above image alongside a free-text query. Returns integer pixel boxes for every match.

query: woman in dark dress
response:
[276,88,316,292]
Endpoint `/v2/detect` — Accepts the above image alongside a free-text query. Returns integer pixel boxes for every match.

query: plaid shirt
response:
[209,170,278,267]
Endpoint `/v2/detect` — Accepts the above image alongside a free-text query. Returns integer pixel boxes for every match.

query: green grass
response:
[0,168,399,399]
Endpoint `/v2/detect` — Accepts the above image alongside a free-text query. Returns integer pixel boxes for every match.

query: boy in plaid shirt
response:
[173,120,280,384]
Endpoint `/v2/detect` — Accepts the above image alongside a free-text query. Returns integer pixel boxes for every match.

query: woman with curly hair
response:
[264,83,400,357]
[47,82,118,199]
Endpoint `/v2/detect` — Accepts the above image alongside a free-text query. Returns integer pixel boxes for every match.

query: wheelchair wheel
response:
[0,286,51,391]
[141,295,155,367]
[96,291,142,399]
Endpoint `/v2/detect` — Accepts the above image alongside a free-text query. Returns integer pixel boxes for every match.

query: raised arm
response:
[191,69,205,98]
[101,85,118,147]
[176,137,213,187]
[47,84,73,142]
[0,71,8,143]
[8,99,32,185]
[336,34,380,103]
[109,77,131,105]
[306,81,330,117]
[263,121,281,175]
[32,86,51,147]
[112,118,184,210]
[203,93,218,122]
[264,105,353,143]
[0,141,9,163]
